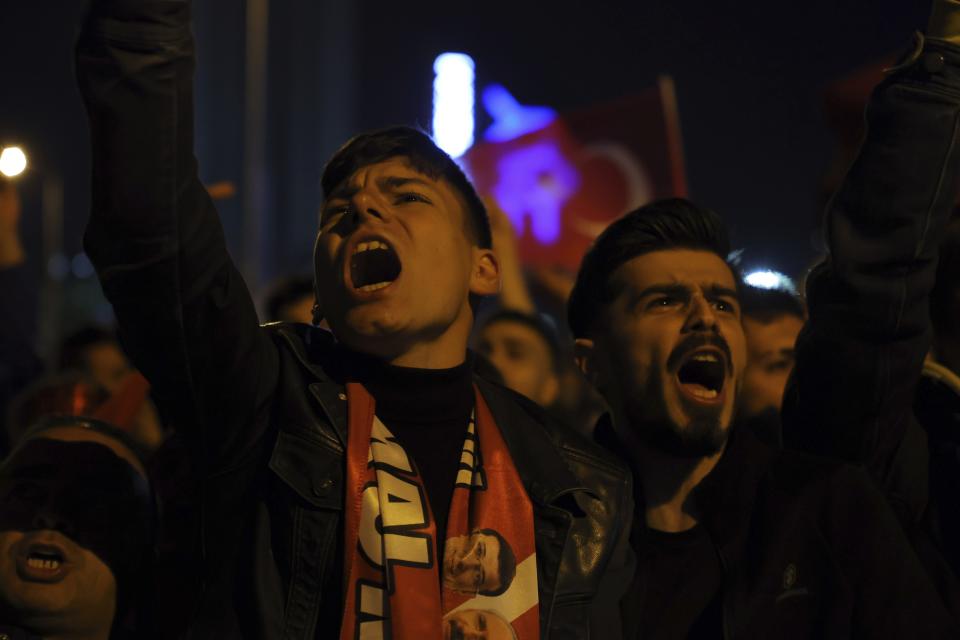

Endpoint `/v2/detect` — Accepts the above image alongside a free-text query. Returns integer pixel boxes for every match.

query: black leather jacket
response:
[75,2,632,638]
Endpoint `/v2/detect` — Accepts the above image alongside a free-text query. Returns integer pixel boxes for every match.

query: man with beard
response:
[75,0,631,638]
[569,198,957,637]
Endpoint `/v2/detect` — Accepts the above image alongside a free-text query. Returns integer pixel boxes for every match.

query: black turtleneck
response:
[347,352,475,552]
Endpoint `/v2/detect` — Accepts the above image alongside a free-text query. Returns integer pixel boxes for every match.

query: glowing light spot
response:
[71,253,95,279]
[0,147,27,178]
[493,141,579,245]
[432,53,475,158]
[482,85,557,142]
[745,269,796,292]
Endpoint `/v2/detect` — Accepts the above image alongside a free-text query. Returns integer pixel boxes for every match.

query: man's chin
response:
[633,415,729,459]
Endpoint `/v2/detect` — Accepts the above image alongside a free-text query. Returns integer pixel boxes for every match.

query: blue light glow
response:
[432,53,475,158]
[482,84,557,142]
[493,141,579,245]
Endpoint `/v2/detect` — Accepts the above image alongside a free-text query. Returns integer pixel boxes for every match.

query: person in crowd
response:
[733,285,805,446]
[0,416,156,639]
[781,3,960,614]
[738,286,804,421]
[570,198,957,638]
[75,2,631,639]
[262,274,316,324]
[475,311,561,410]
[56,328,164,452]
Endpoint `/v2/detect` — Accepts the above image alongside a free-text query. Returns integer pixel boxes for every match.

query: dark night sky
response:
[0,0,931,329]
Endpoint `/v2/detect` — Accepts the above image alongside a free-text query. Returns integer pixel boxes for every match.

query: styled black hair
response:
[568,198,736,338]
[321,125,491,249]
[480,309,562,373]
[739,285,806,323]
[475,527,517,597]
[263,274,315,322]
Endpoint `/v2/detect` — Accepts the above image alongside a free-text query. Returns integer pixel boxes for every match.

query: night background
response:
[0,0,930,356]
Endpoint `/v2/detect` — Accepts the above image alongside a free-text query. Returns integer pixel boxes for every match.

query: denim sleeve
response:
[76,0,278,471]
[782,35,960,513]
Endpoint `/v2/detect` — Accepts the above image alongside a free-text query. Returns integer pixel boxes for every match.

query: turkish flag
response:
[464,76,687,271]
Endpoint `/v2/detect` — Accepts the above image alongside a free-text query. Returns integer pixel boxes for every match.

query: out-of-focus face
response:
[476,321,559,407]
[443,531,506,595]
[740,314,803,418]
[582,249,746,458]
[443,609,516,640]
[0,426,149,637]
[316,158,498,365]
[84,342,131,394]
[0,529,116,636]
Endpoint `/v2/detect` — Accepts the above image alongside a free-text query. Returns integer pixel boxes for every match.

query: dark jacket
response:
[75,2,632,639]
[781,32,960,614]
[602,422,957,639]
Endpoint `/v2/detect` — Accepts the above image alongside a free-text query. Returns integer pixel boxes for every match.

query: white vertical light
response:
[432,53,475,158]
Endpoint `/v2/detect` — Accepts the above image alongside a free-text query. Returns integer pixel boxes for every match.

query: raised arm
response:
[782,4,960,518]
[76,0,277,468]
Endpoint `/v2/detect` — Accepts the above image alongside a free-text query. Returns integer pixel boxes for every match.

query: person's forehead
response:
[743,314,803,347]
[613,249,737,294]
[333,157,446,195]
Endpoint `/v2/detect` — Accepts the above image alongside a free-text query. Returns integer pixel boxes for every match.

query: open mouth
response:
[676,351,726,400]
[350,240,402,292]
[17,542,68,582]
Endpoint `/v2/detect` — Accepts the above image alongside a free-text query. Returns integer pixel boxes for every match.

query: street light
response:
[0,146,27,178]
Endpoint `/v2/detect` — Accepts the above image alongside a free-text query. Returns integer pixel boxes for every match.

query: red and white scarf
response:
[340,382,540,640]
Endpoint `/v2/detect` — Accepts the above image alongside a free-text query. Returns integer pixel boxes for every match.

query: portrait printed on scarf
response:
[443,608,518,640]
[443,528,517,596]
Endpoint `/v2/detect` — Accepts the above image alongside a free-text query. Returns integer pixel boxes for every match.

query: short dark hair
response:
[480,310,562,372]
[568,198,736,338]
[476,527,517,596]
[739,285,805,324]
[931,211,960,338]
[321,126,491,249]
[264,274,315,322]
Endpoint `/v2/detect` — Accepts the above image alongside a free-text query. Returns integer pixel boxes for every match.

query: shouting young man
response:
[570,198,957,638]
[75,1,630,639]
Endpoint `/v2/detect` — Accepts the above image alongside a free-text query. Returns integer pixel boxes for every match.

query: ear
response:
[574,338,598,383]
[469,247,501,297]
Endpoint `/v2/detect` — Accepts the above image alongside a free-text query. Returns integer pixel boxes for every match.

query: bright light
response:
[432,53,475,158]
[0,147,27,178]
[744,269,796,292]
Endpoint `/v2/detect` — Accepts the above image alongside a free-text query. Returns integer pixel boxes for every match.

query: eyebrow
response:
[634,283,739,301]
[326,175,433,202]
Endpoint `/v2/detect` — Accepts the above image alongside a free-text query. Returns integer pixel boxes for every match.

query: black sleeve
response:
[782,36,960,522]
[824,465,958,638]
[76,0,278,471]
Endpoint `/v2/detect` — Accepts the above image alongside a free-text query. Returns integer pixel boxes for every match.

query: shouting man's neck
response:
[632,443,725,533]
